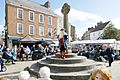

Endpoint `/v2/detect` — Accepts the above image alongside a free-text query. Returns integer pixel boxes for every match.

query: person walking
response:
[106,45,114,67]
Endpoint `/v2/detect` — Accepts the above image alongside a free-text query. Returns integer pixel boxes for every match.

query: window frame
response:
[48,28,52,37]
[39,26,44,36]
[17,23,24,34]
[29,11,34,21]
[17,8,23,19]
[48,16,52,25]
[29,25,34,35]
[39,14,44,23]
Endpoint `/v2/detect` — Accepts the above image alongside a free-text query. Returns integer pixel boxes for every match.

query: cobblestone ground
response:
[0,59,120,80]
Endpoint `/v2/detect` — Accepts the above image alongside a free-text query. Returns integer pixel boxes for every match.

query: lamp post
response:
[4,0,8,48]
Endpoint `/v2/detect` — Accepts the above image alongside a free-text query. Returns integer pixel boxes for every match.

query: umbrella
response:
[36,39,55,47]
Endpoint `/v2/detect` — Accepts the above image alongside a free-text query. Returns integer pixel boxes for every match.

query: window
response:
[39,27,44,36]
[39,14,44,23]
[17,23,24,34]
[48,28,52,37]
[29,25,34,35]
[48,16,52,25]
[17,8,23,19]
[29,11,34,21]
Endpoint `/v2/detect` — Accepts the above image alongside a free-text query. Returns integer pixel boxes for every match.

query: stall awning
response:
[20,35,38,43]
[8,37,20,40]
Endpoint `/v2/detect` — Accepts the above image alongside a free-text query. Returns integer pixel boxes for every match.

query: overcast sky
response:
[0,0,120,37]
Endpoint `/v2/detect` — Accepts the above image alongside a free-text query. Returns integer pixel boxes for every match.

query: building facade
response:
[6,0,57,47]
[90,21,110,40]
[56,15,63,36]
[70,25,75,41]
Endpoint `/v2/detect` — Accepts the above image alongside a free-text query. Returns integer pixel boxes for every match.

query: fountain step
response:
[46,56,87,64]
[28,65,92,80]
[55,53,77,58]
[37,59,96,73]
[51,70,92,80]
[27,61,105,80]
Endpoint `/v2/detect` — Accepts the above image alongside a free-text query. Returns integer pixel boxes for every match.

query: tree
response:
[101,23,120,40]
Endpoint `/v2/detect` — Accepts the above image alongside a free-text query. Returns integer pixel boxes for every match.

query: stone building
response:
[70,25,75,41]
[90,21,110,40]
[81,21,110,40]
[81,27,94,40]
[6,0,57,47]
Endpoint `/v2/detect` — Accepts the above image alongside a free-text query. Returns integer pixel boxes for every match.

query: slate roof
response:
[6,0,56,16]
[91,21,110,32]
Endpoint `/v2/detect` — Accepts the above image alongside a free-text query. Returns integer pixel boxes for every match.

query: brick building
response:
[6,0,57,47]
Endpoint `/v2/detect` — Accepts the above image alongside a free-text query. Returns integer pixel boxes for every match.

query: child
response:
[89,66,112,80]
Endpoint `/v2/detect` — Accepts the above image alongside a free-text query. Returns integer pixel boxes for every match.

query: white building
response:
[90,21,111,40]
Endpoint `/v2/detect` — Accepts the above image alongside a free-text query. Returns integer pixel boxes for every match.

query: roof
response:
[91,21,110,32]
[7,0,56,16]
[71,39,116,44]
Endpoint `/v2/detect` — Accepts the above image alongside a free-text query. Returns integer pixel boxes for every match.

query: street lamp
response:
[4,0,8,48]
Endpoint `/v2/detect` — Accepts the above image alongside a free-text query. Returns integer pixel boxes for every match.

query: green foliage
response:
[101,23,120,40]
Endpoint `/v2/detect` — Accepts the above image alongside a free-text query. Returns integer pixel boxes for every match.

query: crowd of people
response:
[0,44,58,72]
[77,44,115,67]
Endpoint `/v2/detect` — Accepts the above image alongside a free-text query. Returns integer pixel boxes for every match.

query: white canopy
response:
[71,39,116,44]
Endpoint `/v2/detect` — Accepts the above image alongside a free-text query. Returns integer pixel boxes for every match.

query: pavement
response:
[107,60,120,80]
[0,59,120,80]
[0,59,39,79]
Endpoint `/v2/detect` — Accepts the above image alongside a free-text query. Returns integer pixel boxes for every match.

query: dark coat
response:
[106,48,114,63]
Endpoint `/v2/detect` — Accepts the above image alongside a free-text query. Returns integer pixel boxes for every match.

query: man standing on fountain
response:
[58,28,68,59]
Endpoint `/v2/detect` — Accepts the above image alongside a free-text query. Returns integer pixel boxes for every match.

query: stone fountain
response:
[27,3,103,80]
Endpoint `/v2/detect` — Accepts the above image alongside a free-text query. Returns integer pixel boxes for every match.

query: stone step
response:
[55,53,77,58]
[28,61,105,80]
[28,65,93,80]
[37,59,96,73]
[50,70,92,80]
[46,56,87,64]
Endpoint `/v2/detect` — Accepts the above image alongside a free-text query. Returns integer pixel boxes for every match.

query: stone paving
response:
[0,60,38,79]
[107,60,120,80]
[0,60,120,80]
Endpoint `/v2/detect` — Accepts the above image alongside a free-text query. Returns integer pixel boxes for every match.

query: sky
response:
[0,0,120,38]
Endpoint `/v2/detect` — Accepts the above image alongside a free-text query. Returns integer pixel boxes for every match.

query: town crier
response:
[58,28,68,59]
